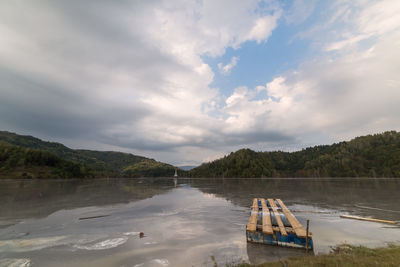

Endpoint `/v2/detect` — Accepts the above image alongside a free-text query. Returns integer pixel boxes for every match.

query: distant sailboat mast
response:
[174,169,178,177]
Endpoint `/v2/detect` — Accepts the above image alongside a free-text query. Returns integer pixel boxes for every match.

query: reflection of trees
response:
[2,178,400,229]
[0,178,174,227]
[188,178,400,221]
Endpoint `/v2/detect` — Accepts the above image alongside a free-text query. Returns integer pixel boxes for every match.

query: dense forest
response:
[0,141,88,178]
[0,131,178,178]
[1,130,400,179]
[189,131,400,178]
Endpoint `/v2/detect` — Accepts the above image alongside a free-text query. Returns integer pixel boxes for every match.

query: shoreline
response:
[234,244,400,266]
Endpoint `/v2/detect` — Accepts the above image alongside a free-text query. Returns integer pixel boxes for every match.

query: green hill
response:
[0,141,88,179]
[3,130,399,179]
[0,131,179,178]
[189,131,400,178]
[123,160,177,177]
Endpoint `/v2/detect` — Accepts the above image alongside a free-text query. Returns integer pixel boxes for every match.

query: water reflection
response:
[1,184,248,266]
[0,178,399,266]
[0,179,175,228]
[188,178,400,220]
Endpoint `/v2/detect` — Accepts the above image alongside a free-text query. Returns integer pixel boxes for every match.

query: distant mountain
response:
[178,165,197,171]
[0,131,180,178]
[189,131,400,178]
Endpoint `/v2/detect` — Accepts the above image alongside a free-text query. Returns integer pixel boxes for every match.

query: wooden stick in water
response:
[79,214,110,220]
[340,214,396,224]
[305,219,309,252]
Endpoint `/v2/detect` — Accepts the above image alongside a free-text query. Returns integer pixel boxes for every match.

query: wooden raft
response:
[245,198,313,249]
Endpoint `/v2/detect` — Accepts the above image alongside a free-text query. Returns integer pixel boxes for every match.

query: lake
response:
[1,178,400,266]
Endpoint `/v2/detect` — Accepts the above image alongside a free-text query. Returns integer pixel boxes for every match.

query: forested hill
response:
[0,131,178,178]
[0,141,88,178]
[189,131,400,178]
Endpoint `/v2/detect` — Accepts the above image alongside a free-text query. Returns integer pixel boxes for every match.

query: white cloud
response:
[202,152,227,164]
[324,34,370,51]
[307,0,400,52]
[285,0,318,25]
[220,0,400,146]
[218,56,239,75]
[247,14,280,43]
[356,0,400,36]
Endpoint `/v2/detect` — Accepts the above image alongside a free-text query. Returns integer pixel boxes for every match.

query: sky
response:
[1,0,399,166]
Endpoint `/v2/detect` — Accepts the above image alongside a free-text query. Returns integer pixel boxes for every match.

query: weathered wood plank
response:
[267,198,287,236]
[260,198,273,234]
[276,198,307,238]
[246,198,258,232]
[252,198,258,208]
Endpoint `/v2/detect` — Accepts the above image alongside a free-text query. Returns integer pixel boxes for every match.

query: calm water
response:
[1,178,400,266]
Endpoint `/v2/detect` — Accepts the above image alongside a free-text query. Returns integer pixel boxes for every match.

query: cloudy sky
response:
[1,0,399,166]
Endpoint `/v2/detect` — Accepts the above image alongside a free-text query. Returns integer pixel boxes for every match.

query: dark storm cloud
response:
[98,127,296,152]
[0,67,151,139]
[0,0,188,145]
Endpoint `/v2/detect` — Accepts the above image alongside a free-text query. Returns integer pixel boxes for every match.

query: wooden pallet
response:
[245,198,313,250]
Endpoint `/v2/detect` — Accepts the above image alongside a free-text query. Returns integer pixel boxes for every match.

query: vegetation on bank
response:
[0,131,179,178]
[189,131,400,178]
[234,244,400,267]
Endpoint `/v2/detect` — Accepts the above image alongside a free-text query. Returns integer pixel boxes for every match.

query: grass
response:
[233,244,400,267]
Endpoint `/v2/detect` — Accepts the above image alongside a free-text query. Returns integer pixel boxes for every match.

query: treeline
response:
[189,131,400,178]
[0,141,88,178]
[3,130,399,179]
[0,131,179,178]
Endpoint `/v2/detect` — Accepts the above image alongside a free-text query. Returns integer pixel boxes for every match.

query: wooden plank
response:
[276,199,307,238]
[246,198,258,232]
[252,198,258,208]
[260,198,273,234]
[340,214,396,224]
[267,198,287,236]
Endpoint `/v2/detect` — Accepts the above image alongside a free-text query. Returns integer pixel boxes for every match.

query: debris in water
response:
[78,215,110,220]
[340,214,397,224]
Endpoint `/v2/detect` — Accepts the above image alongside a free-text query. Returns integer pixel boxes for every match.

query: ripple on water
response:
[150,259,169,266]
[73,237,128,250]
[0,236,66,252]
[123,231,140,236]
[133,259,169,267]
[144,241,158,245]
[0,258,30,267]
